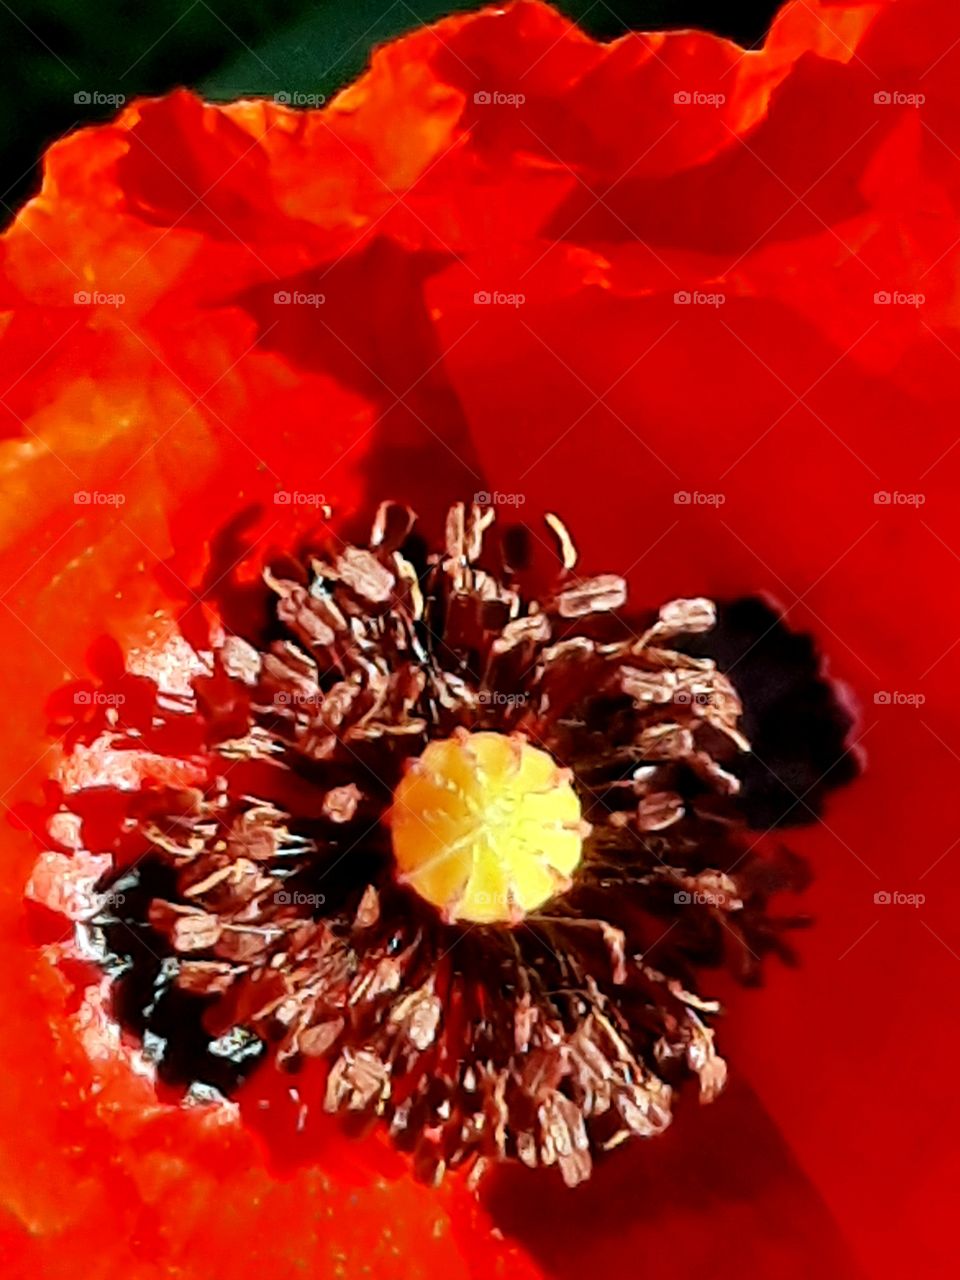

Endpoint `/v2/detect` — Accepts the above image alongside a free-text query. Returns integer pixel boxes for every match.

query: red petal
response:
[2,0,958,1275]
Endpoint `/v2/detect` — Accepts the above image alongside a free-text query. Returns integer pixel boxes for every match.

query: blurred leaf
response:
[0,0,315,210]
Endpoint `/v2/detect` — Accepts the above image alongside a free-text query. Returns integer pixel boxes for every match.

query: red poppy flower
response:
[2,1,959,1277]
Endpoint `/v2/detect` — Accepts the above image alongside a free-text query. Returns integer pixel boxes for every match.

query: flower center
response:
[389,730,586,925]
[27,500,858,1186]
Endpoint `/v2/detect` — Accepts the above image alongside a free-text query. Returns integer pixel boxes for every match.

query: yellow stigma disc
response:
[389,730,586,925]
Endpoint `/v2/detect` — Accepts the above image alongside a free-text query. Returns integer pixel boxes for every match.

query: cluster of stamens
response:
[27,501,820,1186]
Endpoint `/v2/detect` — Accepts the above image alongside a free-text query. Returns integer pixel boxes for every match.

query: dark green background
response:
[1,1,777,215]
